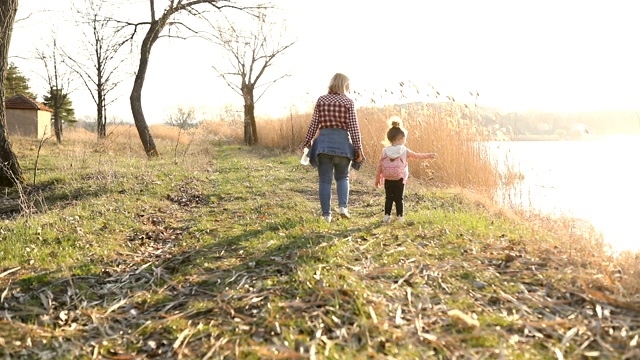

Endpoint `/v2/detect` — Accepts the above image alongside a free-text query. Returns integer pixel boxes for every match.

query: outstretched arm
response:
[407,149,437,160]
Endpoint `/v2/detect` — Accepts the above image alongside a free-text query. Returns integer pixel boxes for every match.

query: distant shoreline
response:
[512,134,600,141]
[509,133,640,141]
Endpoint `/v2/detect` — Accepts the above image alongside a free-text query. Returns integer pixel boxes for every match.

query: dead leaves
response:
[166,181,207,207]
[447,309,480,329]
[0,267,20,278]
[581,279,640,313]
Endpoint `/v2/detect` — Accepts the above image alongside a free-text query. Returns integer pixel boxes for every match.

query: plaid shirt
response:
[302,93,362,152]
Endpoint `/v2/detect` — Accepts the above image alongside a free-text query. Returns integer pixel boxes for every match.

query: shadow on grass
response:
[3,194,385,359]
[0,178,113,219]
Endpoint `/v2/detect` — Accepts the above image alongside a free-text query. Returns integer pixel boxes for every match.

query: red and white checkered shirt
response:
[302,93,362,152]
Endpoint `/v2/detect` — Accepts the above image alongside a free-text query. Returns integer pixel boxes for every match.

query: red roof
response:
[5,94,54,112]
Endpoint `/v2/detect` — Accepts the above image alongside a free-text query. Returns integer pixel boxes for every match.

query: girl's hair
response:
[328,73,349,94]
[386,116,407,143]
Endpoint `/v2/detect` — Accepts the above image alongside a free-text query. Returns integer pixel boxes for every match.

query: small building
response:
[5,94,53,138]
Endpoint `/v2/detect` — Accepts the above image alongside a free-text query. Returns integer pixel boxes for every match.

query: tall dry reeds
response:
[360,102,500,193]
[257,110,309,151]
[256,101,506,196]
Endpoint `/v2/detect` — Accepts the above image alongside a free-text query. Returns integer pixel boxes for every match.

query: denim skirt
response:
[308,128,354,168]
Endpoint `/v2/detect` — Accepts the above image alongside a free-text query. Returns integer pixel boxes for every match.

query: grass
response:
[0,132,638,359]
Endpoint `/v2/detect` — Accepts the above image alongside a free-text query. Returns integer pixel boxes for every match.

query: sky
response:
[9,0,640,124]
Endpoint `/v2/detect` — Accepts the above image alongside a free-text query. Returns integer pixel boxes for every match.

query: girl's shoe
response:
[397,216,404,222]
[323,215,332,223]
[338,207,350,219]
[382,215,391,223]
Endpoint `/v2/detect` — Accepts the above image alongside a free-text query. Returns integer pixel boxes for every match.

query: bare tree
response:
[0,0,24,187]
[165,106,199,161]
[210,11,294,145]
[36,38,73,143]
[120,0,263,157]
[64,0,129,139]
[165,105,198,129]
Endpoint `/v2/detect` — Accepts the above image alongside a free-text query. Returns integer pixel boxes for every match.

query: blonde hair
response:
[328,73,350,94]
[385,116,407,144]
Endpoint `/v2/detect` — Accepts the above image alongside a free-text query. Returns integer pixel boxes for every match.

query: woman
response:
[301,73,364,222]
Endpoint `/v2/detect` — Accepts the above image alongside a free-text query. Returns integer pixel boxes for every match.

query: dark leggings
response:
[384,178,405,216]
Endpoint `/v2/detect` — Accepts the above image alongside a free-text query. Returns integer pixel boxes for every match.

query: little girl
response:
[375,117,437,223]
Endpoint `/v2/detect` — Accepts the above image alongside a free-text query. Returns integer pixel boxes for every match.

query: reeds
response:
[257,99,508,196]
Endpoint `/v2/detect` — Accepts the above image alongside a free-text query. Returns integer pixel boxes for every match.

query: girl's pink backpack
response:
[380,152,406,180]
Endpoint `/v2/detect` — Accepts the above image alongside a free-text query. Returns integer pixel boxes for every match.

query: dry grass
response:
[257,111,309,152]
[64,121,244,155]
[191,120,244,144]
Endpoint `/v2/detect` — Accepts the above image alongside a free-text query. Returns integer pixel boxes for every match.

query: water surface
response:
[487,135,640,253]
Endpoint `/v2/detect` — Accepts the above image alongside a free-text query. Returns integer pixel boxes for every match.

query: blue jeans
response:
[318,154,351,216]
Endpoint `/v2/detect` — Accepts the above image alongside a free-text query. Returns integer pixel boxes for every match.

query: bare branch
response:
[117,0,270,155]
[63,0,131,138]
[206,8,295,145]
[36,37,74,143]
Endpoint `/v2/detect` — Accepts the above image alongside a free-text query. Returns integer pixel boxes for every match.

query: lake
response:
[486,135,640,253]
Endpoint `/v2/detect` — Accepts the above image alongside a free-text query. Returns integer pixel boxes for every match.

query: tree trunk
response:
[53,110,63,143]
[129,13,167,157]
[0,0,24,187]
[243,103,257,146]
[242,85,257,146]
[0,131,22,187]
[97,89,105,138]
